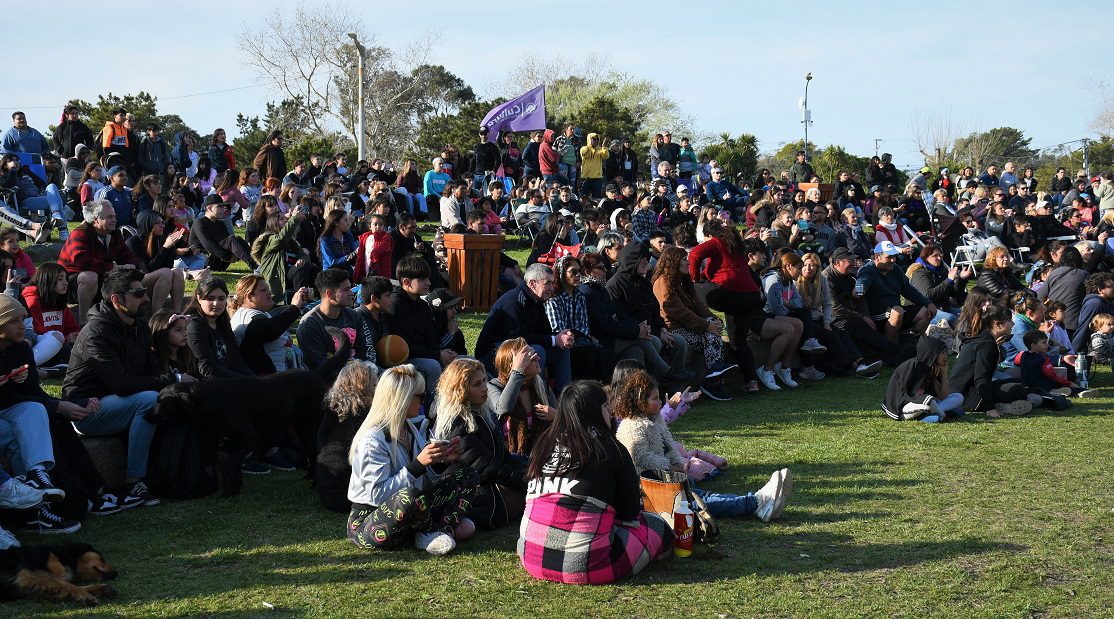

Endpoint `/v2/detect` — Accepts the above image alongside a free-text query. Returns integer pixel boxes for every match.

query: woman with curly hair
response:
[316,361,378,512]
[430,358,526,529]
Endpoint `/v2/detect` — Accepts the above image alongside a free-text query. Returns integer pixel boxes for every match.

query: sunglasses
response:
[126,287,149,298]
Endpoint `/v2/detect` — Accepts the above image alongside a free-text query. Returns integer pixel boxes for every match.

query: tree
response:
[558,96,640,147]
[910,107,965,169]
[58,92,197,145]
[413,99,503,163]
[411,64,476,120]
[700,133,759,181]
[232,98,354,171]
[239,1,439,160]
[952,127,1037,172]
[811,145,871,185]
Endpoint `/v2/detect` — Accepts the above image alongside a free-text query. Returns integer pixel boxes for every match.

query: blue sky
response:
[5,0,1106,170]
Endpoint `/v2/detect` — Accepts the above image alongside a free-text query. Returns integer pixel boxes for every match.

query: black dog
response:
[151,327,353,496]
[0,542,117,605]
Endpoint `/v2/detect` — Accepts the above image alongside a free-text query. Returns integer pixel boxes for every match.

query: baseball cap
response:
[106,165,125,178]
[829,247,854,262]
[711,167,724,174]
[873,241,901,256]
[869,185,881,193]
[424,288,464,309]
[920,166,931,174]
[604,183,618,194]
[675,185,689,194]
[558,208,576,218]
[203,194,231,209]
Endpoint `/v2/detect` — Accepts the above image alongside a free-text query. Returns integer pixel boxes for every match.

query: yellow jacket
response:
[579,133,608,180]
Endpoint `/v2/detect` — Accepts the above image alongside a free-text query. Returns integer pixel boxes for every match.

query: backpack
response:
[145,422,218,499]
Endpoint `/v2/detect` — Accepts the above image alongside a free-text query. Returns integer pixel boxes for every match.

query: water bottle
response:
[1076,355,1089,388]
[854,279,865,296]
[672,496,694,557]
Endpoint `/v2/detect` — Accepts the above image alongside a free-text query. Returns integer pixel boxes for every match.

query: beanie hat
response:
[0,294,27,327]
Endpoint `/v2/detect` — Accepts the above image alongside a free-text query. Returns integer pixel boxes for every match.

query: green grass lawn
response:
[11,240,1113,617]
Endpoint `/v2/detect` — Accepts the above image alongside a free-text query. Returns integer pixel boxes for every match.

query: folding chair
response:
[950,245,980,275]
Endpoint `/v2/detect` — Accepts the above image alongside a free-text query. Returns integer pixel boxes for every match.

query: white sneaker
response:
[757,369,781,391]
[0,525,19,550]
[0,478,46,510]
[777,468,793,520]
[799,366,825,381]
[855,360,883,376]
[776,367,799,388]
[754,471,786,523]
[415,531,456,556]
[799,338,827,354]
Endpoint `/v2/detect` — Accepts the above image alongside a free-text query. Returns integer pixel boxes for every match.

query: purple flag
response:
[480,85,546,135]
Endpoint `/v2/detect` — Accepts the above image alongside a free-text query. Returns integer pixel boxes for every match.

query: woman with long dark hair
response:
[124,209,186,312]
[318,210,358,273]
[949,305,1036,418]
[518,380,672,584]
[183,278,254,381]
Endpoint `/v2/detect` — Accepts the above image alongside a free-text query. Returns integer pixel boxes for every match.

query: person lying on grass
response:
[347,364,479,556]
[612,369,791,522]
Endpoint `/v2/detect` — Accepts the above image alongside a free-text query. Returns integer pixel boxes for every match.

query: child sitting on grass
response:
[1087,313,1114,365]
[613,369,791,521]
[1043,300,1075,359]
[1015,330,1094,400]
[884,336,964,423]
[608,361,723,481]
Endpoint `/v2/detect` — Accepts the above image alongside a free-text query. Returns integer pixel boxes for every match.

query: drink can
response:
[673,509,694,557]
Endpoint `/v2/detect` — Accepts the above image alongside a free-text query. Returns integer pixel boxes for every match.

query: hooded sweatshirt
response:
[605,242,666,333]
[884,336,946,419]
[579,133,608,180]
[538,129,558,175]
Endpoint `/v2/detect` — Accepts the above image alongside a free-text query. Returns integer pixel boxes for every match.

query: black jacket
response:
[884,336,947,419]
[0,341,60,415]
[472,141,501,174]
[949,330,1004,411]
[475,282,553,361]
[62,301,177,399]
[125,210,177,272]
[976,268,1024,299]
[440,410,526,493]
[577,278,640,348]
[605,242,666,334]
[389,288,440,361]
[908,262,966,307]
[52,119,94,158]
[186,315,254,380]
[237,305,302,375]
[1036,266,1088,330]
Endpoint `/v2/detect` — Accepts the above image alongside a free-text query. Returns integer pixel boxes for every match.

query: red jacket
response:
[688,236,759,293]
[11,250,35,280]
[352,230,394,284]
[21,285,79,338]
[58,223,143,276]
[539,129,558,175]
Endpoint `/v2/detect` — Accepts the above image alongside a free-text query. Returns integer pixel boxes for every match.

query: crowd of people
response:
[0,105,1109,585]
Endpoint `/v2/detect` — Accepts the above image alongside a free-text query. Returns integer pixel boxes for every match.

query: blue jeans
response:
[73,391,158,479]
[691,486,757,518]
[531,344,571,395]
[409,357,442,411]
[543,173,571,187]
[933,307,960,328]
[174,254,208,271]
[558,163,578,188]
[0,401,54,474]
[20,184,70,221]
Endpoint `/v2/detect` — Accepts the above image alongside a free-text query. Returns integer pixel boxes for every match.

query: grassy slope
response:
[11,243,1113,618]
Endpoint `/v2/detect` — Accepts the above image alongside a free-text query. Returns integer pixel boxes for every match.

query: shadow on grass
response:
[632,532,1025,584]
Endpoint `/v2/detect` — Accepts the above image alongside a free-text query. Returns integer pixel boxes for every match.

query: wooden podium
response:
[443,233,504,311]
[797,182,836,202]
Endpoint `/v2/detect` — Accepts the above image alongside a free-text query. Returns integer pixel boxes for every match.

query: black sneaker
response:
[242,457,271,475]
[21,505,81,534]
[19,469,65,502]
[88,491,126,516]
[705,362,739,380]
[262,452,297,472]
[123,481,160,507]
[700,383,733,401]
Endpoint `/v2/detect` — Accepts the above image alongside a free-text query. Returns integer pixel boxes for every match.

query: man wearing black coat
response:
[51,106,94,159]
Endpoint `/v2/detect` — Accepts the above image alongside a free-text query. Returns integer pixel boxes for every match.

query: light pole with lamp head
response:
[347,32,366,162]
[801,72,813,160]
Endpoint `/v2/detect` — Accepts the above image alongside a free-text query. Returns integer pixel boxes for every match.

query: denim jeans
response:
[73,391,158,478]
[20,184,71,221]
[530,344,571,395]
[409,357,442,411]
[691,486,757,518]
[581,178,604,201]
[0,401,55,474]
[174,254,208,271]
[557,162,578,188]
